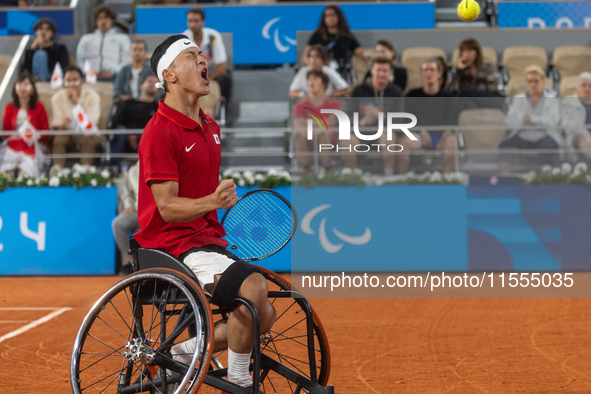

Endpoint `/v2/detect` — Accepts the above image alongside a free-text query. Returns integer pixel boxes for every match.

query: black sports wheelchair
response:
[70,231,334,393]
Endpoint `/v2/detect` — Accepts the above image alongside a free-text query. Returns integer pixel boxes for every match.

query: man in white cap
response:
[134,34,276,389]
[562,72,591,159]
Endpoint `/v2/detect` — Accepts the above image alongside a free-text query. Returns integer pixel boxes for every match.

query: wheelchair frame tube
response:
[235,296,261,391]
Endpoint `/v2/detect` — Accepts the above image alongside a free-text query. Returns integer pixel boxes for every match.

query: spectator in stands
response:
[0,72,50,178]
[29,0,71,5]
[289,44,350,98]
[501,65,561,155]
[451,38,499,96]
[352,57,403,175]
[404,58,457,174]
[113,40,153,100]
[50,66,102,175]
[76,4,131,83]
[305,5,365,79]
[0,0,27,6]
[293,69,357,174]
[364,39,407,92]
[182,7,232,103]
[561,72,591,159]
[21,18,69,82]
[112,160,139,275]
[110,74,160,166]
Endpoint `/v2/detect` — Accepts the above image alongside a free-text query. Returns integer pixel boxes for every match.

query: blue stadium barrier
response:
[0,187,116,275]
[290,185,591,273]
[0,9,74,36]
[136,3,435,65]
[498,1,591,28]
[2,185,590,275]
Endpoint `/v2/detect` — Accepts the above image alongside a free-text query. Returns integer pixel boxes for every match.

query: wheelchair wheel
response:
[71,268,214,394]
[211,267,331,393]
[258,267,331,393]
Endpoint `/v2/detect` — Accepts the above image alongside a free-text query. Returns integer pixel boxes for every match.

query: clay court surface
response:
[1,276,591,393]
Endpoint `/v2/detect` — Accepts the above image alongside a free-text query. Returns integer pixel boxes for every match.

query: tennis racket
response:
[220,189,297,261]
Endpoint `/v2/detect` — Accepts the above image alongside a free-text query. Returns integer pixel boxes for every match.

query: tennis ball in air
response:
[457,0,480,21]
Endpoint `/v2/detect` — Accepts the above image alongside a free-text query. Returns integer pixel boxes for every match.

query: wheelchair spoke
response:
[80,368,122,392]
[266,333,299,393]
[97,370,126,394]
[274,299,297,323]
[272,316,307,341]
[147,278,159,345]
[86,334,126,356]
[159,311,198,352]
[265,374,279,394]
[80,346,126,373]
[108,299,133,333]
[266,331,322,359]
[264,344,310,378]
[267,333,307,342]
[147,293,184,350]
[96,315,131,343]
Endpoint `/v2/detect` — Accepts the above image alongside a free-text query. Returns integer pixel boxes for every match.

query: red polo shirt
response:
[134,99,228,258]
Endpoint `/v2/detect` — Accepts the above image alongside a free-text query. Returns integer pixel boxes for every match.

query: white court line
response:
[0,307,67,311]
[0,321,32,324]
[0,307,72,344]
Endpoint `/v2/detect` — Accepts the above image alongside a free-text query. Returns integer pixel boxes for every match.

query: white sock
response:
[171,337,199,365]
[227,349,252,387]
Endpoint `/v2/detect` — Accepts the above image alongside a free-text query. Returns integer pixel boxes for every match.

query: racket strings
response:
[223,191,295,261]
[228,194,292,256]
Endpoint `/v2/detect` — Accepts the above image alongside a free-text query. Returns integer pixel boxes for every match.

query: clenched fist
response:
[215,179,238,210]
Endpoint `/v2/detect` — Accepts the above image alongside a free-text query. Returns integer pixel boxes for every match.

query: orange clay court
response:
[1,275,590,393]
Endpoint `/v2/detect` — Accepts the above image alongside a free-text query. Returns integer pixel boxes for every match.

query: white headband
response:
[155,38,199,89]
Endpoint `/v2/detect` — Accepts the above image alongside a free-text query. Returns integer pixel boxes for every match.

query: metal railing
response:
[1,122,589,176]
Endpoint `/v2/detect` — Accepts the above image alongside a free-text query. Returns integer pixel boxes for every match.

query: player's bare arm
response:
[150,178,238,223]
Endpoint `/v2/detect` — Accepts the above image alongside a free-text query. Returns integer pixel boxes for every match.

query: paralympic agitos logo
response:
[303,107,418,153]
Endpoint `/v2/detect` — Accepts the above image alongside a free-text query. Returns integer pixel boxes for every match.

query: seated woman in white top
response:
[289,44,350,98]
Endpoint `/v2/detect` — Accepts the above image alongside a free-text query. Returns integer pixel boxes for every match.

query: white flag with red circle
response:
[72,104,97,135]
[50,62,63,89]
[84,60,97,84]
[17,120,38,147]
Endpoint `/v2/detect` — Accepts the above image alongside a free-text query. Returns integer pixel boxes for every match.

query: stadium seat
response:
[0,54,12,82]
[506,77,554,98]
[401,47,446,92]
[552,46,591,79]
[89,82,113,130]
[458,108,506,161]
[559,75,579,97]
[452,46,497,67]
[35,82,60,125]
[502,46,547,81]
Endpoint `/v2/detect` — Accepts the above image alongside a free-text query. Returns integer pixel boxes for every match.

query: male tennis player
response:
[134,34,276,388]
